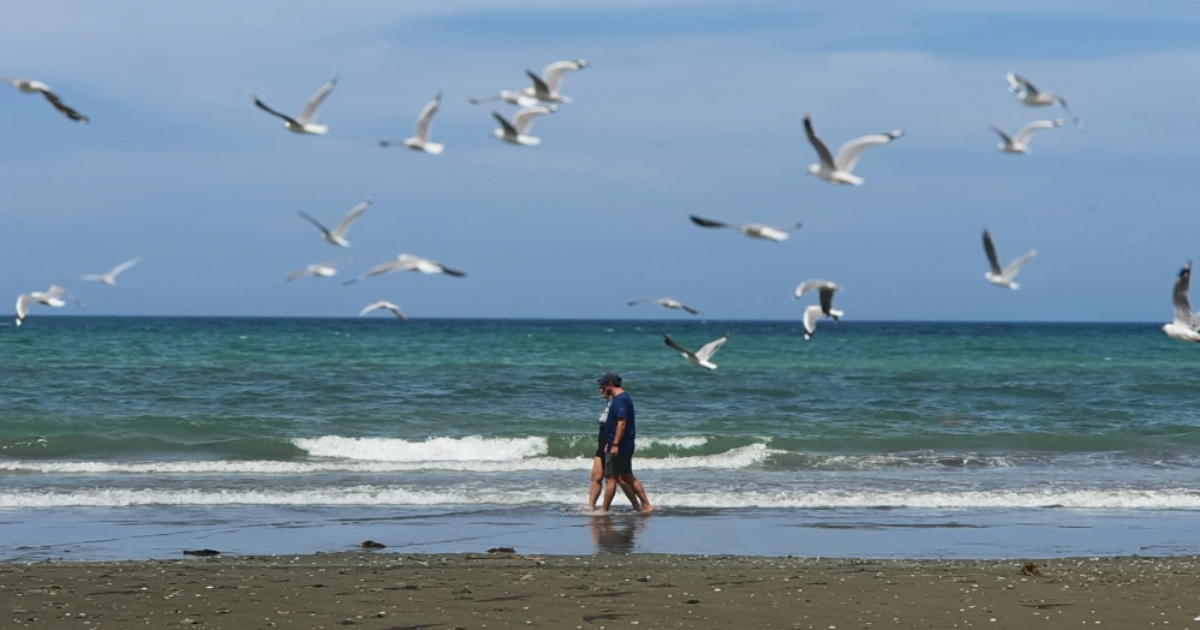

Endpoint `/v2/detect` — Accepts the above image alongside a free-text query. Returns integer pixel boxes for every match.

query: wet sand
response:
[3,551,1199,629]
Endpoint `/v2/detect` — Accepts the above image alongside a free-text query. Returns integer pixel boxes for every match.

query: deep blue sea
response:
[3,317,1200,560]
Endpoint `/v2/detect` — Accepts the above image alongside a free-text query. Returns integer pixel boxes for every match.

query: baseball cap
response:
[597,372,622,387]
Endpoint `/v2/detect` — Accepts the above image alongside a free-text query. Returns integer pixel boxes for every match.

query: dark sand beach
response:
[3,552,1198,629]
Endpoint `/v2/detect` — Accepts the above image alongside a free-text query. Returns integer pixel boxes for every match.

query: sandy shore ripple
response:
[3,553,1199,629]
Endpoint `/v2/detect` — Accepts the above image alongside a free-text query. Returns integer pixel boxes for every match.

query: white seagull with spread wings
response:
[990,119,1064,154]
[283,260,347,283]
[982,229,1037,290]
[252,74,338,135]
[663,333,730,370]
[359,300,408,321]
[523,59,589,103]
[344,254,466,285]
[1163,261,1200,343]
[298,197,373,247]
[1006,73,1084,131]
[3,78,88,123]
[467,89,539,108]
[15,285,80,327]
[379,90,444,154]
[794,280,843,341]
[626,297,701,315]
[689,215,802,242]
[803,114,904,186]
[65,257,141,286]
[492,105,557,145]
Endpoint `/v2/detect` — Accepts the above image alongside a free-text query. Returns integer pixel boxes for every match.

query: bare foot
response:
[640,504,655,513]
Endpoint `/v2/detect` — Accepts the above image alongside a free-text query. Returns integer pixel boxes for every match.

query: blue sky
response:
[4,1,1200,321]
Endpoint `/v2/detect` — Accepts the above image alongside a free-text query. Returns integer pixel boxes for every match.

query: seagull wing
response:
[333,197,373,239]
[1014,119,1063,145]
[413,90,441,142]
[283,266,313,282]
[297,211,332,239]
[1055,96,1085,131]
[834,130,904,173]
[345,259,404,284]
[681,304,701,315]
[526,70,552,98]
[512,106,552,135]
[40,90,88,123]
[1003,249,1037,278]
[803,115,836,170]
[989,125,1014,145]
[626,298,656,307]
[663,334,694,357]
[1007,72,1037,97]
[694,334,730,362]
[689,215,730,229]
[982,230,1003,275]
[541,59,586,94]
[492,111,519,137]
[107,256,141,278]
[802,304,822,339]
[298,74,338,125]
[793,279,834,300]
[1173,262,1193,326]
[15,292,33,323]
[253,97,302,127]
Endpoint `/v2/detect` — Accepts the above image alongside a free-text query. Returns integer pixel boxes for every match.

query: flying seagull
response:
[344,253,466,285]
[3,78,88,123]
[663,333,730,370]
[1163,261,1200,342]
[626,297,701,315]
[252,74,338,135]
[982,229,1037,290]
[689,215,803,242]
[359,300,408,321]
[492,105,557,145]
[803,114,904,186]
[15,285,80,327]
[1006,73,1084,131]
[523,59,589,103]
[466,90,539,107]
[65,257,141,285]
[793,279,843,341]
[283,259,347,283]
[379,90,444,154]
[990,119,1064,154]
[298,196,373,247]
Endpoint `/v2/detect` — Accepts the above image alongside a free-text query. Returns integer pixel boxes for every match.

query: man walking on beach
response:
[597,372,653,513]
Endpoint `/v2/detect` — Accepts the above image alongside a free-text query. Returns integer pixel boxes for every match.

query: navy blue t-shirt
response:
[604,392,636,452]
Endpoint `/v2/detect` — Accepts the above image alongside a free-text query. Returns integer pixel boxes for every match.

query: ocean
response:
[2,317,1200,561]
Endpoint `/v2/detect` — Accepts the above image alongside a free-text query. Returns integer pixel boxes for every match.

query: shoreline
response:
[2,552,1197,629]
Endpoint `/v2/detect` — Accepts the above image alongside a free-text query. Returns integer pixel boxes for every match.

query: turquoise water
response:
[2,317,1200,559]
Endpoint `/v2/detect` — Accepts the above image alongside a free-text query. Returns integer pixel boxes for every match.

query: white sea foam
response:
[0,444,773,475]
[293,435,549,461]
[1,486,1200,509]
[640,436,708,449]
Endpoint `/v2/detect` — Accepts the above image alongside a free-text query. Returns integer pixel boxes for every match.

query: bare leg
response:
[622,474,653,512]
[600,474,619,512]
[618,477,642,510]
[588,456,604,509]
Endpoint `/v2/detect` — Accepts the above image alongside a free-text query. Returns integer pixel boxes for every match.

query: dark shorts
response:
[604,452,633,477]
[594,426,607,459]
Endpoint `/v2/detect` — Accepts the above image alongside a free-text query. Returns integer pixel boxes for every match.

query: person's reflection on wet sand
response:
[590,514,648,554]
